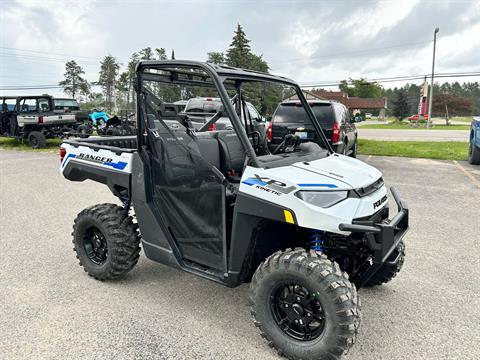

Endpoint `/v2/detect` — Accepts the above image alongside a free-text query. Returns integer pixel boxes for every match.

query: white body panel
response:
[239,154,388,235]
[60,143,133,174]
[61,142,387,235]
[17,114,76,127]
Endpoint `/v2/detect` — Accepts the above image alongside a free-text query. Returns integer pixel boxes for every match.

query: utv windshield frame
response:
[135,60,333,166]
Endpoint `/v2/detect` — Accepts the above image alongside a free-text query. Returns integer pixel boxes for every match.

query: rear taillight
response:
[332,122,340,143]
[207,123,217,131]
[60,147,66,163]
[38,116,44,124]
[267,121,273,141]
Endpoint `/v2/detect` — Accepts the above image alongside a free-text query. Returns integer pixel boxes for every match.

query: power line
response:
[269,40,433,64]
[1,72,478,91]
[0,52,99,65]
[299,72,480,88]
[0,46,99,60]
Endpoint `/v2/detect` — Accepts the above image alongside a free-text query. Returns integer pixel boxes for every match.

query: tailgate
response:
[43,114,76,125]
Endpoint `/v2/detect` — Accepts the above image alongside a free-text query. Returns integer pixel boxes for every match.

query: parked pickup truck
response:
[469,116,480,165]
[1,95,76,148]
[54,98,89,123]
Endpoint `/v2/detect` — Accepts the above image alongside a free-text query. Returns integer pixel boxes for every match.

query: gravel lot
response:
[1,151,479,360]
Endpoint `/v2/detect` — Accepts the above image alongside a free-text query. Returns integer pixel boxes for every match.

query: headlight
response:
[296,190,348,208]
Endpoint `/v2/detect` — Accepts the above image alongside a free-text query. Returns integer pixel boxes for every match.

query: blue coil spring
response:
[310,231,324,252]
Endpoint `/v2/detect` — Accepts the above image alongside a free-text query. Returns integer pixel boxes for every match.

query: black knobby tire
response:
[72,203,141,280]
[350,141,358,158]
[250,248,361,360]
[364,241,405,287]
[28,131,46,149]
[77,124,91,138]
[468,141,480,165]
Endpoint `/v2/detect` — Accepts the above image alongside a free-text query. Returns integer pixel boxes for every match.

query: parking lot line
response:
[453,160,480,189]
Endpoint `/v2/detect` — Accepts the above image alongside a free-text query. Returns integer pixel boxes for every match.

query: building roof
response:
[311,90,386,109]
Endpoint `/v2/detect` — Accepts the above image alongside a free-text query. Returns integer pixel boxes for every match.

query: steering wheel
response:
[248,130,261,153]
[273,134,301,154]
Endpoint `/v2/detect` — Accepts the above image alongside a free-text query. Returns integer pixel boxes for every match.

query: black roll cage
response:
[135,60,334,167]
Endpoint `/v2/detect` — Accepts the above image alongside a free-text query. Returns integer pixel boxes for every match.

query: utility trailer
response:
[60,60,409,359]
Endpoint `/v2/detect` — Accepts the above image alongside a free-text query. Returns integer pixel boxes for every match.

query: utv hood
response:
[290,154,383,189]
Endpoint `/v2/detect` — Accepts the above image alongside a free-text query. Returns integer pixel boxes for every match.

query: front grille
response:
[355,177,384,197]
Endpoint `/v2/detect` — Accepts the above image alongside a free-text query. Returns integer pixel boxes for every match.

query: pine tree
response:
[392,89,409,120]
[98,55,120,111]
[59,60,88,99]
[225,24,252,68]
[207,51,225,64]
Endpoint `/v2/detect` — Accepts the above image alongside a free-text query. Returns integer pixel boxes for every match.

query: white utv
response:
[60,60,408,359]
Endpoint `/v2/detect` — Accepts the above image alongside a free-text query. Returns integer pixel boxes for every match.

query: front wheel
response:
[72,203,141,280]
[363,241,405,287]
[250,249,360,360]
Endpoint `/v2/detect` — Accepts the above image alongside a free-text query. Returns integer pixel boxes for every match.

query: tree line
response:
[59,23,479,119]
[384,82,479,120]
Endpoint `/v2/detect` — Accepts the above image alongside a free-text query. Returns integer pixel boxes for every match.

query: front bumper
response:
[339,187,409,287]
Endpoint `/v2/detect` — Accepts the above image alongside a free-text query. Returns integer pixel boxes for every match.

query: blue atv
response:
[77,110,132,137]
[469,116,480,165]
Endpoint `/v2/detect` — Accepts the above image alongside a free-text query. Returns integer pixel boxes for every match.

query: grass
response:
[359,123,469,130]
[358,139,468,161]
[0,137,62,151]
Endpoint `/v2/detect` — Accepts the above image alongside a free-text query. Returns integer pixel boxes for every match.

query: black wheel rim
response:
[270,283,326,341]
[30,136,38,147]
[82,227,108,265]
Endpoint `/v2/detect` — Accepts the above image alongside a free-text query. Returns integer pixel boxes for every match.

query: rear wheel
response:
[77,124,91,138]
[250,249,360,360]
[342,140,348,155]
[72,203,141,280]
[350,140,358,158]
[27,131,46,149]
[468,140,480,164]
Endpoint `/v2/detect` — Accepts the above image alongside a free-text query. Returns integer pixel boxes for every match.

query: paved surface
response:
[357,128,470,142]
[1,151,479,360]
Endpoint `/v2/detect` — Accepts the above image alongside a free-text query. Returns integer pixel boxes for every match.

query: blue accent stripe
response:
[103,161,128,170]
[297,183,338,188]
[61,153,76,168]
[242,178,268,186]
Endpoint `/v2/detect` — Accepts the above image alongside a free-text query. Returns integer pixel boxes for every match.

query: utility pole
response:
[427,27,439,128]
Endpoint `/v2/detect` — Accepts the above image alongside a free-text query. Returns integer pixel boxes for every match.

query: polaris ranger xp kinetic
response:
[60,61,408,360]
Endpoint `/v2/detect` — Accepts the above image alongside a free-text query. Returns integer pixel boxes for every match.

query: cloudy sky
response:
[1,0,479,96]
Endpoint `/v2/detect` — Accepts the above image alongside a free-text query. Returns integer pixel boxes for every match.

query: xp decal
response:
[242,175,296,195]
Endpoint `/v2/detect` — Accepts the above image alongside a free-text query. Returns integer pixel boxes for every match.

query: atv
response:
[60,60,408,359]
[76,109,136,138]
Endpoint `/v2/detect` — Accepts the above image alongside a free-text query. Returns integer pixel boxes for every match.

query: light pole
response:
[427,27,439,128]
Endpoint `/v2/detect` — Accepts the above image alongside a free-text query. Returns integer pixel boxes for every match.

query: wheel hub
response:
[270,284,326,341]
[83,227,108,265]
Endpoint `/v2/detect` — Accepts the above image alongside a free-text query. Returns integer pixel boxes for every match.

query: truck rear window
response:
[185,98,222,114]
[54,99,80,110]
[273,103,334,126]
